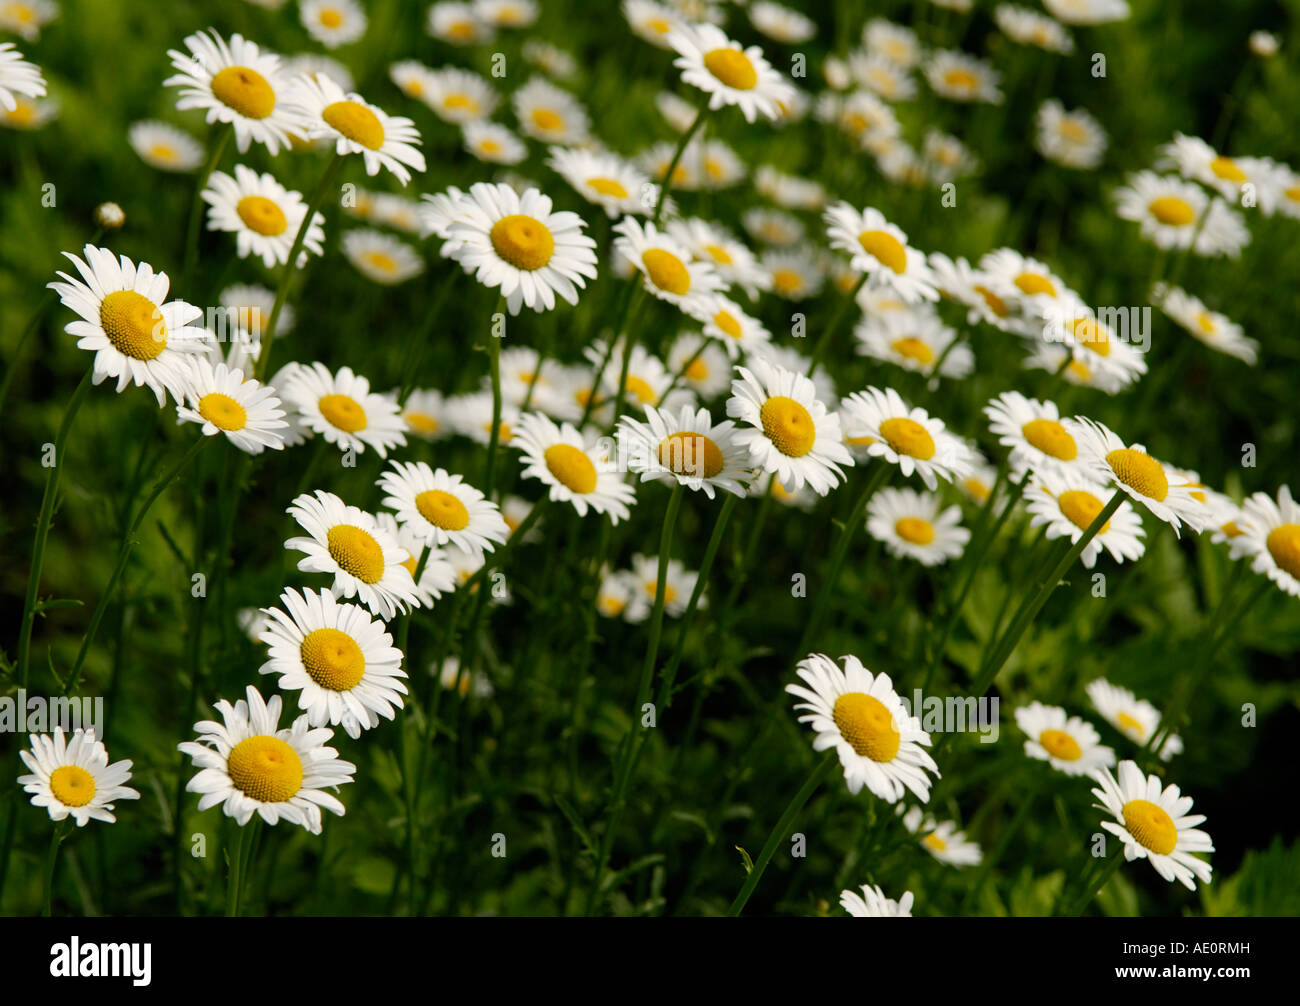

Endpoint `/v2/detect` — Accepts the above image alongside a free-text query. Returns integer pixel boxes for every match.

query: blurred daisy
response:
[623,552,701,622]
[400,389,452,440]
[978,247,1067,318]
[259,587,405,740]
[927,253,1021,332]
[825,202,937,303]
[924,50,1002,104]
[0,92,54,128]
[1113,171,1208,251]
[1157,133,1255,202]
[841,884,914,917]
[388,60,438,102]
[288,73,425,184]
[282,51,354,91]
[128,120,204,172]
[667,335,730,399]
[451,390,520,446]
[1249,30,1280,57]
[754,163,825,210]
[922,129,978,183]
[727,357,851,495]
[655,89,698,132]
[523,39,577,79]
[48,244,210,406]
[743,206,805,246]
[378,460,508,555]
[422,66,498,123]
[436,657,494,698]
[690,137,746,190]
[513,412,636,522]
[957,456,999,506]
[614,217,723,309]
[1233,485,1300,597]
[851,52,916,101]
[839,387,971,490]
[788,654,938,803]
[624,0,683,48]
[19,729,138,827]
[178,685,355,833]
[863,19,920,68]
[618,403,751,498]
[176,357,287,454]
[685,293,773,359]
[1024,342,1125,394]
[462,120,527,164]
[1043,0,1130,24]
[1086,679,1183,760]
[761,247,825,300]
[596,568,634,618]
[667,218,770,298]
[1092,761,1212,890]
[301,0,367,48]
[514,76,590,145]
[476,0,538,28]
[285,490,420,619]
[445,181,598,314]
[218,283,290,346]
[1035,100,1106,170]
[549,147,656,218]
[748,3,814,44]
[866,487,969,566]
[0,0,57,42]
[282,361,407,456]
[164,30,304,154]
[341,229,425,284]
[995,5,1074,52]
[427,1,492,45]
[1015,701,1115,776]
[203,165,325,269]
[1152,283,1257,363]
[854,310,971,379]
[901,807,982,866]
[984,391,1088,481]
[667,22,794,123]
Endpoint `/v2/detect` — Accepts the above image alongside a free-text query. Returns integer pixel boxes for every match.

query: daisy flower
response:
[375,513,459,609]
[1157,132,1255,201]
[0,92,55,129]
[301,0,367,48]
[922,128,979,183]
[1092,760,1212,890]
[854,310,971,379]
[421,66,498,123]
[462,120,527,164]
[596,568,635,618]
[748,1,815,44]
[435,657,494,698]
[655,89,699,131]
[283,51,354,90]
[1232,485,1300,597]
[202,165,325,269]
[666,218,770,298]
[613,216,723,309]
[0,42,44,114]
[690,138,747,190]
[378,460,509,555]
[400,388,452,440]
[164,30,304,154]
[1024,342,1126,394]
[742,206,805,246]
[901,807,982,865]
[983,391,1089,480]
[726,357,852,495]
[863,18,920,68]
[341,228,425,284]
[839,386,971,490]
[840,884,914,917]
[865,487,969,566]
[924,49,1002,104]
[285,490,421,619]
[258,587,405,740]
[851,52,916,101]
[427,1,492,45]
[666,22,795,123]
[513,412,636,522]
[178,685,356,833]
[787,654,939,803]
[1035,99,1106,170]
[754,163,825,210]
[287,72,425,184]
[760,247,825,301]
[176,357,287,454]
[387,59,438,102]
[685,293,773,359]
[618,403,751,498]
[513,76,590,145]
[1040,295,1148,387]
[667,335,731,399]
[445,181,598,314]
[1068,417,1209,535]
[0,0,57,42]
[1014,701,1116,775]
[217,283,291,349]
[1152,284,1258,363]
[548,147,657,219]
[523,39,577,79]
[1113,171,1209,251]
[824,202,938,303]
[623,553,701,622]
[1043,0,1130,24]
[476,0,539,27]
[450,390,521,446]
[283,362,407,457]
[995,4,1074,53]
[1086,679,1183,760]
[624,0,683,48]
[48,244,210,406]
[18,729,138,827]
[977,247,1069,315]
[127,119,204,172]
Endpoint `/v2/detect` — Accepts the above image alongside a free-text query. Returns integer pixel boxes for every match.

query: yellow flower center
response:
[1148,196,1196,227]
[1014,271,1057,297]
[658,431,724,479]
[1067,360,1091,381]
[974,284,1009,317]
[772,268,802,294]
[624,375,656,403]
[326,524,386,583]
[416,489,470,531]
[99,290,168,361]
[586,176,628,199]
[1021,418,1077,460]
[922,832,947,852]
[236,195,288,237]
[531,107,564,132]
[1121,799,1178,856]
[647,17,671,34]
[858,229,907,273]
[895,516,935,545]
[832,692,901,762]
[226,736,303,803]
[1039,728,1082,760]
[963,477,990,503]
[404,411,439,434]
[1195,311,1217,335]
[1221,520,1244,538]
[1070,316,1111,357]
[1106,448,1168,501]
[1117,711,1146,738]
[210,66,277,119]
[1058,488,1112,533]
[490,214,555,271]
[322,99,385,150]
[318,393,368,433]
[1209,156,1246,183]
[685,357,709,381]
[879,416,935,460]
[891,336,934,365]
[704,47,758,90]
[1265,524,1300,579]
[1058,118,1089,142]
[300,627,366,691]
[598,594,626,616]
[544,443,597,494]
[641,248,691,296]
[443,92,478,113]
[448,19,475,39]
[198,392,248,432]
[704,243,732,265]
[714,310,743,339]
[759,396,816,457]
[943,68,979,90]
[3,2,35,23]
[49,765,96,808]
[479,138,502,155]
[149,143,178,163]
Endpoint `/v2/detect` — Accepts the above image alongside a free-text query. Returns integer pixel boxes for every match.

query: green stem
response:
[181,124,233,285]
[224,820,260,917]
[41,821,72,917]
[1065,849,1124,917]
[726,752,836,916]
[807,274,867,372]
[652,104,708,226]
[398,267,458,405]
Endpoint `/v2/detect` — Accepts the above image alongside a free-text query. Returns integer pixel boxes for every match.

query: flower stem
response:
[652,104,708,226]
[181,124,232,286]
[41,820,72,917]
[225,819,261,917]
[806,273,867,372]
[1064,848,1124,917]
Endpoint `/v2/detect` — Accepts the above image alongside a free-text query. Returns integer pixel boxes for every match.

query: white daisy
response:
[924,49,1002,104]
[461,120,527,164]
[748,1,815,44]
[1092,760,1212,890]
[301,0,367,48]
[618,403,751,498]
[684,292,773,360]
[1023,342,1126,394]
[1035,99,1106,169]
[655,89,699,132]
[287,72,425,184]
[865,487,969,566]
[1043,0,1130,24]
[666,217,770,298]
[400,388,453,440]
[549,146,657,219]
[1232,485,1300,597]
[282,51,355,91]
[613,216,723,309]
[435,657,494,698]
[1113,170,1209,251]
[995,4,1074,52]
[175,357,287,454]
[760,246,825,301]
[341,228,425,284]
[1086,679,1183,760]
[851,52,916,101]
[854,309,972,379]
[666,21,795,123]
[1015,701,1116,775]
[863,18,920,68]
[0,0,57,43]
[623,0,682,49]
[623,552,701,623]
[983,391,1089,480]
[513,76,590,145]
[178,685,356,833]
[901,806,982,865]
[742,206,805,246]
[421,65,498,123]
[754,163,825,210]
[282,361,407,457]
[1152,284,1258,364]
[18,729,139,827]
[387,59,438,102]
[513,412,636,522]
[203,164,326,269]
[787,654,939,803]
[523,39,577,79]
[667,335,731,399]
[596,568,635,619]
[378,460,509,555]
[824,202,938,303]
[476,0,539,27]
[450,390,521,446]
[427,1,492,45]
[840,884,914,917]
[127,119,204,172]
[375,512,459,609]
[48,243,211,406]
[839,386,971,490]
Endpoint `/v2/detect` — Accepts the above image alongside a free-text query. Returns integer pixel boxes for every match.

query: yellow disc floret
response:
[832,692,901,762]
[227,735,303,803]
